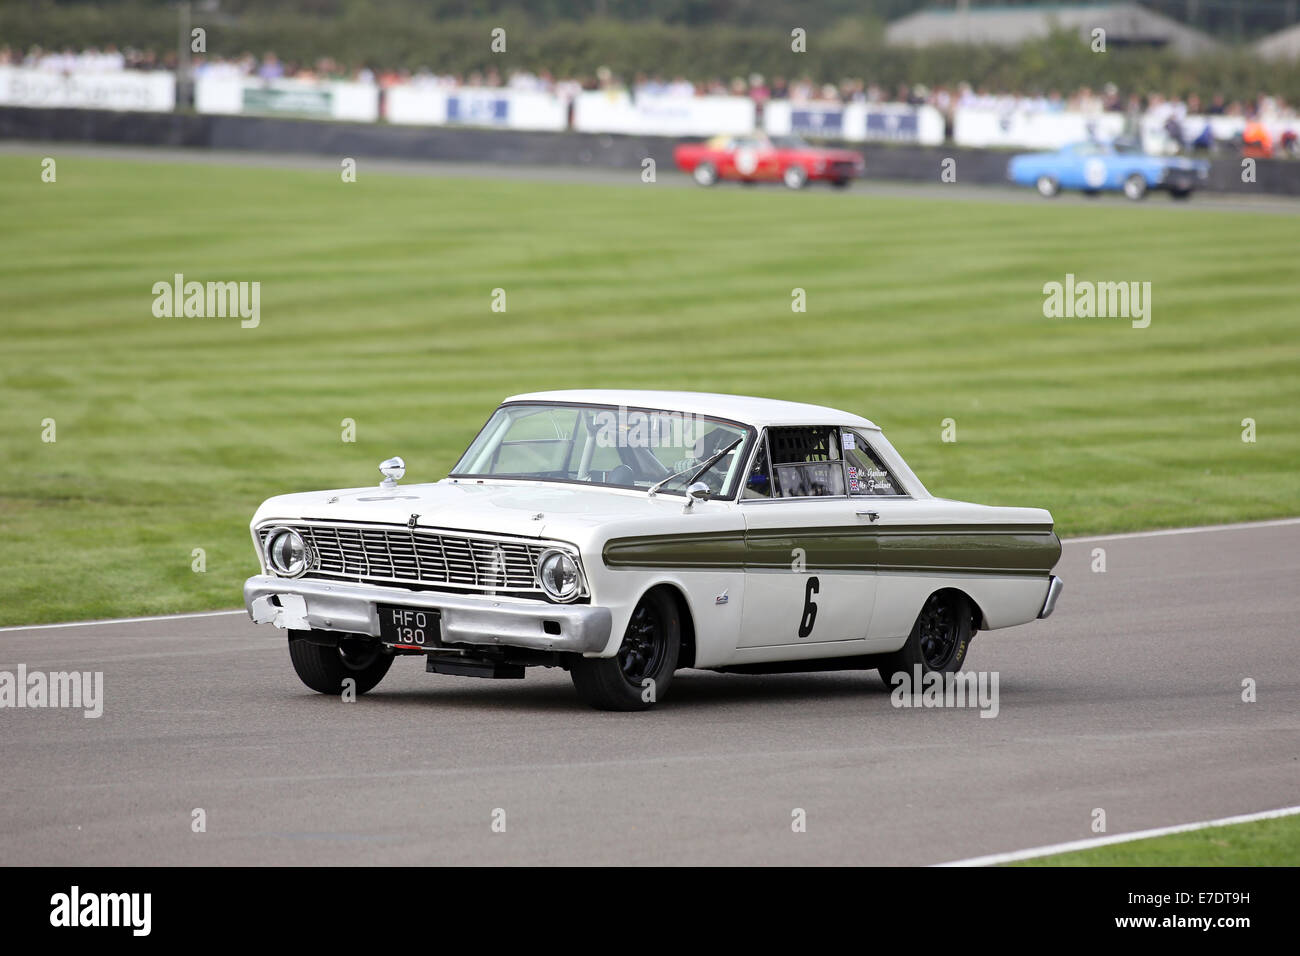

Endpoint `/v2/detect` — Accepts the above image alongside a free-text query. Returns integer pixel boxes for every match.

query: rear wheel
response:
[692,162,718,186]
[570,589,680,711]
[830,177,852,189]
[877,592,973,689]
[288,632,393,695]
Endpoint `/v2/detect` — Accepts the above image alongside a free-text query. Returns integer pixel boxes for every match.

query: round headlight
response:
[537,550,582,603]
[265,528,310,578]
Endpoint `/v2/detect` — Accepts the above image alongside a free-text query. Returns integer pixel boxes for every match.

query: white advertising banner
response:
[573,92,755,136]
[195,75,379,122]
[0,66,175,112]
[385,86,568,131]
[953,107,1125,149]
[764,101,945,146]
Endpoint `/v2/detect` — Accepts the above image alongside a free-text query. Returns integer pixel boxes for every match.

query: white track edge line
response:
[1064,516,1300,544]
[935,804,1300,867]
[0,609,245,633]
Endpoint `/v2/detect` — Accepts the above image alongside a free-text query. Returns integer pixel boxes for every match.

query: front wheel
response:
[570,589,680,711]
[288,632,393,695]
[1036,175,1060,197]
[1123,173,1149,200]
[877,592,972,689]
[692,162,718,186]
[783,165,809,189]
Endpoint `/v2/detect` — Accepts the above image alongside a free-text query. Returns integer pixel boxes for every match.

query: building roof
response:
[886,3,1220,56]
[1256,23,1300,60]
[502,389,879,429]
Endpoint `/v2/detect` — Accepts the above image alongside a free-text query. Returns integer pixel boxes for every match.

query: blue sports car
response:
[1008,140,1210,200]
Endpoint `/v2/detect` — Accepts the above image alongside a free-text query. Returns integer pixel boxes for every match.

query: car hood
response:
[251,479,696,542]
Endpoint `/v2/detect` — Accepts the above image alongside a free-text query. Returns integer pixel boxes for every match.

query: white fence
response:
[386,86,568,131]
[953,107,1127,149]
[8,69,1294,158]
[572,91,755,136]
[764,101,945,145]
[194,75,379,122]
[0,66,175,112]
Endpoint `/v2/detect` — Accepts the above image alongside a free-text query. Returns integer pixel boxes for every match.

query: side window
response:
[843,430,905,497]
[743,433,772,498]
[769,426,845,498]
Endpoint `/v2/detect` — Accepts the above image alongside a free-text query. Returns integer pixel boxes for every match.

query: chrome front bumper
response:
[243,575,612,655]
[1038,575,1064,619]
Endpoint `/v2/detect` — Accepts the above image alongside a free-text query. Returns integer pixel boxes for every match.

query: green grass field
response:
[1011,813,1300,865]
[1,153,1297,625]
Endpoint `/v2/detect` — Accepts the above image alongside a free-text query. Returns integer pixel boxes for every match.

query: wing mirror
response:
[683,481,710,512]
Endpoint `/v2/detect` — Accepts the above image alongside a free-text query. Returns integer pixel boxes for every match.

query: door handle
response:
[856,511,880,521]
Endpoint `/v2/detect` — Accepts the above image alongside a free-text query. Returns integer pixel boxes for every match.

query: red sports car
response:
[674,133,865,189]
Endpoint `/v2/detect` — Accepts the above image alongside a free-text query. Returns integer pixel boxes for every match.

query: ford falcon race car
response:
[1008,139,1210,200]
[674,134,865,189]
[245,390,1063,711]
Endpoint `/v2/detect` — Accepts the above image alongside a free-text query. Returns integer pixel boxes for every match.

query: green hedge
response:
[3,3,1298,102]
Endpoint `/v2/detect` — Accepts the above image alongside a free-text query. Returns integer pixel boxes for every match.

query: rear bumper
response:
[1038,575,1064,619]
[243,575,613,655]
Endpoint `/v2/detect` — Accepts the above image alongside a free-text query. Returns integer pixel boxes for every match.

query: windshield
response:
[451,403,753,498]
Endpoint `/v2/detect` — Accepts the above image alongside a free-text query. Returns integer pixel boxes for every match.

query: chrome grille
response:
[258,522,548,594]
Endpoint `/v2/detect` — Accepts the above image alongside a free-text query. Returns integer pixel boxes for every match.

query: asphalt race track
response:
[3,140,1300,215]
[2,520,1297,865]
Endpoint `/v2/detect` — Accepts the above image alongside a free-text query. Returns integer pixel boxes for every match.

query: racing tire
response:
[1123,173,1149,201]
[783,165,809,189]
[1035,175,1060,198]
[830,178,852,189]
[570,589,680,711]
[288,632,393,695]
[692,162,719,187]
[1169,188,1194,200]
[877,592,973,689]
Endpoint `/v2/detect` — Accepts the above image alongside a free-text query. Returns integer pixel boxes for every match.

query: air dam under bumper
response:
[243,575,613,655]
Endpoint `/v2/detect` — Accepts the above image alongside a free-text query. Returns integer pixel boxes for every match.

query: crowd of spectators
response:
[2,43,1294,125]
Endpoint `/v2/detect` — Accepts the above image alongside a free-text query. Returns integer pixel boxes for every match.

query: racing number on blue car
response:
[798,577,819,638]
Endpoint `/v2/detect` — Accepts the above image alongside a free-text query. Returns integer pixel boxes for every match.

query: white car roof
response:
[501,389,879,430]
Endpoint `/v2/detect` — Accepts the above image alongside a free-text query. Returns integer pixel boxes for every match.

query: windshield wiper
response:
[647,437,743,497]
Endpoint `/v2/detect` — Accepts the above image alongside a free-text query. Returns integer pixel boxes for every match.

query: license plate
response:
[377,604,440,648]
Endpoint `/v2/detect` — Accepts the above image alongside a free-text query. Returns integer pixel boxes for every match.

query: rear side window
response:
[843,430,905,497]
[768,426,845,497]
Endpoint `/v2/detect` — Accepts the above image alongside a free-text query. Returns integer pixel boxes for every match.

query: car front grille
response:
[257,521,551,595]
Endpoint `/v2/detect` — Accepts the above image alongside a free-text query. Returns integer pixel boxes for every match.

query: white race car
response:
[245,390,1062,710]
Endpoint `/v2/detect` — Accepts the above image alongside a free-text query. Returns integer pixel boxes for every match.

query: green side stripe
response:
[602,524,1061,575]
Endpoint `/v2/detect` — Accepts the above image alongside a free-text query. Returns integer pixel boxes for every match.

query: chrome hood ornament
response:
[379,456,406,489]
